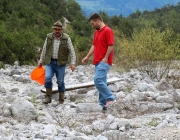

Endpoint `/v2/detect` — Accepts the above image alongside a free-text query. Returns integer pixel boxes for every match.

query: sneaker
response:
[104,100,116,108]
[102,107,107,113]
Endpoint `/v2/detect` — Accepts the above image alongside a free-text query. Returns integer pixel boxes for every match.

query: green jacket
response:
[44,33,69,65]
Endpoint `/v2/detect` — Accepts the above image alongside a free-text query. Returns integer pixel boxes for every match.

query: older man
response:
[38,20,76,104]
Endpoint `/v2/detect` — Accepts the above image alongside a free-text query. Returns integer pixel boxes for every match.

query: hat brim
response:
[52,26,63,29]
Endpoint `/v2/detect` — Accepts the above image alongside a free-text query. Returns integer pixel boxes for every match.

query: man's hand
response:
[70,64,75,72]
[102,57,108,63]
[38,62,42,67]
[82,56,88,64]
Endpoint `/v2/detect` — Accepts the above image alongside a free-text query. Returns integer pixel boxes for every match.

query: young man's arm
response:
[102,45,114,63]
[82,45,94,64]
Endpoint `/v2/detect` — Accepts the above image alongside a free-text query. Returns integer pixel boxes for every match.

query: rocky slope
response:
[0,63,180,140]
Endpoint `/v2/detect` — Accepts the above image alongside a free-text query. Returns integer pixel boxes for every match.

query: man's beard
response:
[94,25,100,30]
[55,32,61,37]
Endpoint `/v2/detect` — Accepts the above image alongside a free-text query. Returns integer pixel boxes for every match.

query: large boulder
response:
[9,99,38,123]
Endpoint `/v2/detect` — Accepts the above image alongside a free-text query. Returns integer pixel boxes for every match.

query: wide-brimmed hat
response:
[52,20,63,29]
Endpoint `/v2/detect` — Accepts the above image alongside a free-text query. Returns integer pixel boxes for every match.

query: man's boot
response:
[59,92,65,104]
[42,88,52,104]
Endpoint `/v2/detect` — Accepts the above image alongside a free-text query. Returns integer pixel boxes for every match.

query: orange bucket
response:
[30,66,45,85]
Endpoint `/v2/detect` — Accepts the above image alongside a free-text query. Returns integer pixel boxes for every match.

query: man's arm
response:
[67,37,76,64]
[82,45,94,64]
[102,45,114,63]
[67,37,76,72]
[38,38,47,66]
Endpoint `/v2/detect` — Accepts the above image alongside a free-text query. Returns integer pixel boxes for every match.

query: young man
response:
[82,13,116,112]
[38,20,76,104]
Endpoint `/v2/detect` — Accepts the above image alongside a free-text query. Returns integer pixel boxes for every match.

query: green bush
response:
[115,27,180,81]
[0,61,4,69]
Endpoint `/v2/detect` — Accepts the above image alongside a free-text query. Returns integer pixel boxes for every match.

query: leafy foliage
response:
[114,27,180,81]
[128,3,180,33]
[0,0,92,65]
[1,0,180,71]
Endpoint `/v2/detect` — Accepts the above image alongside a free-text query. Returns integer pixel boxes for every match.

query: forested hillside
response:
[0,0,180,66]
[0,0,92,65]
[75,0,180,17]
[128,3,180,33]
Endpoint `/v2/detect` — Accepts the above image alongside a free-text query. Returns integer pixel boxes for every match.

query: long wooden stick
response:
[41,77,121,93]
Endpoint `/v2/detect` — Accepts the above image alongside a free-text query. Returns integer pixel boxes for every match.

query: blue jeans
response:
[94,62,115,107]
[44,59,66,92]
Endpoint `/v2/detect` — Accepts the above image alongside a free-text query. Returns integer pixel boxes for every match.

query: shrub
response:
[0,61,4,69]
[114,27,180,81]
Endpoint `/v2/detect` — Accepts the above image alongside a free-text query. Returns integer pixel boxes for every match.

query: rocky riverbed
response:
[0,63,180,140]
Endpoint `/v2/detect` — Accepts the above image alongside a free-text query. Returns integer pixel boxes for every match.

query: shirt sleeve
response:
[107,29,114,46]
[67,37,76,64]
[38,38,47,64]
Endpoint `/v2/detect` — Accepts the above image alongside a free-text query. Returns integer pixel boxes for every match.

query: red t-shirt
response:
[92,25,114,65]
